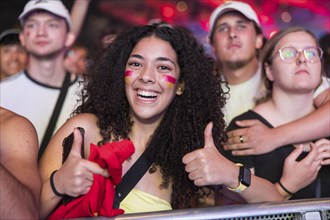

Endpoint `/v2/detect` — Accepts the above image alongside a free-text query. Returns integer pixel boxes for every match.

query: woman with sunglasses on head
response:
[221,26,330,202]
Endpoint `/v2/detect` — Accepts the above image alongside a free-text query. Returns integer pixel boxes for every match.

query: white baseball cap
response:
[209,1,260,35]
[18,0,72,30]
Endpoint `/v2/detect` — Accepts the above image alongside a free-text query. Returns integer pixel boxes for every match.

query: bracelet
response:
[50,170,66,197]
[278,180,293,196]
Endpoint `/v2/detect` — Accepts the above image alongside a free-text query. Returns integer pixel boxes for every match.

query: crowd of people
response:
[0,0,329,219]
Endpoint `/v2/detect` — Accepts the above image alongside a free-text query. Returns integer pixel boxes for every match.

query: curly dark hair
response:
[74,25,228,209]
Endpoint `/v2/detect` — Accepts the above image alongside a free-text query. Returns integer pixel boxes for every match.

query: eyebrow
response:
[25,17,62,24]
[219,19,250,26]
[129,54,176,66]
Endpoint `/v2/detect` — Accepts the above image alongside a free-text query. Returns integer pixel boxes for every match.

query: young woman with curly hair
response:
[39,24,283,218]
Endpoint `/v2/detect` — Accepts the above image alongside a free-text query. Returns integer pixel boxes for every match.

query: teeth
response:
[137,90,158,99]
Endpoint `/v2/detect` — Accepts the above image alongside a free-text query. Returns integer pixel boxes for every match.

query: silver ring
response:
[239,135,244,143]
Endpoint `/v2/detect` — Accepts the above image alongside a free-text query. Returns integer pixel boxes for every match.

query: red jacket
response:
[48,140,135,219]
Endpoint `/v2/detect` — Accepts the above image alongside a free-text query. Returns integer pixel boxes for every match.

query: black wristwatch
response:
[227,163,251,193]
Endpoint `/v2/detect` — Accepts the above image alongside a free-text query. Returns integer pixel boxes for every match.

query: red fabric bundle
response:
[48,140,135,219]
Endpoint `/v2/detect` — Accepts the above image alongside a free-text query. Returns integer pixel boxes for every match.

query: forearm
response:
[274,182,292,200]
[0,165,38,219]
[70,0,91,36]
[241,175,284,203]
[274,101,330,147]
[40,179,63,219]
[223,165,283,203]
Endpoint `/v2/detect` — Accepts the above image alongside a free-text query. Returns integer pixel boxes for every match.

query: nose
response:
[296,50,307,65]
[139,67,156,83]
[229,28,237,39]
[8,49,19,60]
[37,24,47,36]
[10,52,19,61]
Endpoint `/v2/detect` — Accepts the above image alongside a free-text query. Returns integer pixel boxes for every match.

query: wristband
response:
[50,170,66,197]
[278,180,293,196]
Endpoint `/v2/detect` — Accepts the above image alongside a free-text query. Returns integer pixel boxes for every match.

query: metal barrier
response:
[76,198,330,220]
[73,198,330,220]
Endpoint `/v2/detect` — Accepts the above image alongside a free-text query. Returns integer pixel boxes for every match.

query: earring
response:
[176,82,185,96]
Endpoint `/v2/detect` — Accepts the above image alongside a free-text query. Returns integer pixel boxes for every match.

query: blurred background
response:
[1,0,329,50]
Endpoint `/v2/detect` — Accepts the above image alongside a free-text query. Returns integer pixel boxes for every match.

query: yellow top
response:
[120,189,172,213]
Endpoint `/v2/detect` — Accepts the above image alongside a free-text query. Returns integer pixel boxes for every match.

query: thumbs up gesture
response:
[182,122,236,186]
[54,128,109,197]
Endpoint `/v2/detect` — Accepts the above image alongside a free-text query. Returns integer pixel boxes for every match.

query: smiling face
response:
[211,12,263,68]
[125,36,180,124]
[0,44,27,80]
[265,31,322,94]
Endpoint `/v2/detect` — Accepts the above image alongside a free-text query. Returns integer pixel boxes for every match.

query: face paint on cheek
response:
[124,70,132,84]
[163,75,177,88]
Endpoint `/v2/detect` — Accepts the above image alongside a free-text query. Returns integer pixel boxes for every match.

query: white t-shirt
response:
[222,65,330,125]
[0,71,82,145]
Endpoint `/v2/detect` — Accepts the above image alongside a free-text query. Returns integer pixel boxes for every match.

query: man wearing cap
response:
[0,28,28,81]
[0,0,80,156]
[207,1,330,204]
[209,1,265,125]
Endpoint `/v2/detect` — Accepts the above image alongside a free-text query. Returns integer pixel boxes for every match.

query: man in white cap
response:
[0,28,28,81]
[208,0,330,203]
[209,1,266,125]
[0,0,80,157]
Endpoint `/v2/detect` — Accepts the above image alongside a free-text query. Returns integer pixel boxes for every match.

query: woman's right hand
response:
[54,128,109,197]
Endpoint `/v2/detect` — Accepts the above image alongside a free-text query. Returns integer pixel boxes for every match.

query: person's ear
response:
[19,32,25,47]
[264,63,274,81]
[255,35,263,49]
[176,81,185,96]
[65,32,76,48]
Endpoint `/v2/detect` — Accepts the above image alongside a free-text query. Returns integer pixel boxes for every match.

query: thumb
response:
[235,119,259,127]
[204,122,216,149]
[68,128,83,158]
[287,144,303,162]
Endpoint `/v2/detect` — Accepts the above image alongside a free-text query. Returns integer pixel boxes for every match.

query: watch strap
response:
[227,163,249,193]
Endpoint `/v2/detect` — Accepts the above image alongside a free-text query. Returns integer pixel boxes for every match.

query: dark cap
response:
[0,29,21,45]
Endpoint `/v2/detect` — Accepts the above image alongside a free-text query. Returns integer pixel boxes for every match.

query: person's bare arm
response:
[0,110,41,219]
[70,0,91,36]
[183,122,284,203]
[38,113,109,219]
[225,98,330,156]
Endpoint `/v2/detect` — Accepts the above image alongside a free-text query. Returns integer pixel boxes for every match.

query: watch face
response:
[240,166,251,186]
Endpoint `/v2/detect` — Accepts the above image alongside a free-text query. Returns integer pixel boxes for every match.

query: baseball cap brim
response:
[0,29,21,42]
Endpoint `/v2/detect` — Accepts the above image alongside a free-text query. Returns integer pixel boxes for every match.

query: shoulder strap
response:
[113,151,152,208]
[38,72,71,160]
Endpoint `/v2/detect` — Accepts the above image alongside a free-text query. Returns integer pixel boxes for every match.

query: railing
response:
[73,198,330,220]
